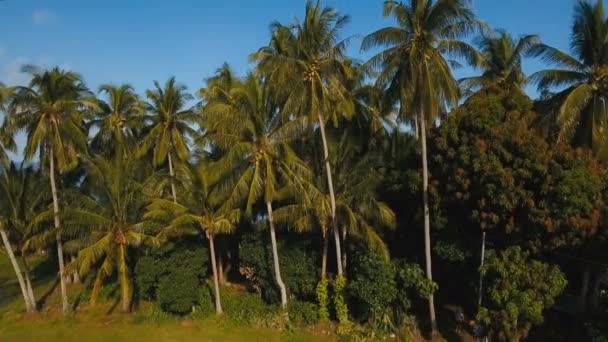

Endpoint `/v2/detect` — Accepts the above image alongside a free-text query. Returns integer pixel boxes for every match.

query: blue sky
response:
[0,0,593,97]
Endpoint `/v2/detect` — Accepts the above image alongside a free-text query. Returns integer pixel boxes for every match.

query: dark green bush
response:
[157,271,200,315]
[347,250,397,322]
[288,299,319,325]
[239,231,317,303]
[193,283,215,318]
[393,259,436,314]
[135,240,209,301]
[221,286,274,325]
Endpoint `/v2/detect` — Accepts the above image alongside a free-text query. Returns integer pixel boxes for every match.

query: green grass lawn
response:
[0,254,334,341]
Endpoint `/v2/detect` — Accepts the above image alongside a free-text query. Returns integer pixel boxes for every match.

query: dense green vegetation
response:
[2,1,608,341]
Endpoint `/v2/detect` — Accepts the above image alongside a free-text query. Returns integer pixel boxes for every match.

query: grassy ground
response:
[0,254,333,341]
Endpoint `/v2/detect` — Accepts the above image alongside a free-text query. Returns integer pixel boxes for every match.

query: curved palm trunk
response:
[0,228,35,312]
[317,114,343,276]
[167,152,177,203]
[207,232,223,314]
[478,231,486,310]
[49,146,69,315]
[118,244,131,313]
[90,269,105,307]
[419,110,437,333]
[266,201,287,307]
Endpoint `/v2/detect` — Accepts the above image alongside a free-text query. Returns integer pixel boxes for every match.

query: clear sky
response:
[0,0,596,98]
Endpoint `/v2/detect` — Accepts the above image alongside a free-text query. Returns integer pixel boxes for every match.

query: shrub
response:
[239,231,318,303]
[478,246,567,342]
[347,250,397,322]
[316,278,330,321]
[288,299,319,325]
[135,240,209,301]
[192,283,215,319]
[221,286,274,325]
[393,259,436,316]
[157,271,200,315]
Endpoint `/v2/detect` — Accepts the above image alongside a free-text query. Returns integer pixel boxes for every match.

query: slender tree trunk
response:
[71,256,81,284]
[49,146,69,315]
[317,115,343,276]
[21,255,36,310]
[590,271,604,313]
[419,111,437,333]
[579,264,591,315]
[167,152,177,203]
[321,228,328,280]
[90,270,104,307]
[266,201,287,307]
[0,228,34,312]
[218,252,225,285]
[341,226,347,271]
[118,244,130,313]
[478,231,486,310]
[207,232,223,314]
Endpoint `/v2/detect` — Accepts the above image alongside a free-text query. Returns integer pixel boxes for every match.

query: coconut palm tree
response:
[460,30,540,94]
[0,163,50,312]
[7,66,94,315]
[138,77,200,203]
[89,84,145,156]
[67,154,158,312]
[252,0,354,276]
[361,0,481,332]
[202,72,310,308]
[145,163,239,315]
[528,0,608,154]
[0,83,16,168]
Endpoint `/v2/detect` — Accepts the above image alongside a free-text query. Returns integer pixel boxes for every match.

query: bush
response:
[393,259,436,316]
[239,231,318,303]
[288,299,319,325]
[157,271,200,315]
[192,283,215,319]
[347,250,397,322]
[221,286,274,325]
[135,240,209,301]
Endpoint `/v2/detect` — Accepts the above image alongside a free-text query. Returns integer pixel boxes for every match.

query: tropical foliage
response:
[1,1,608,341]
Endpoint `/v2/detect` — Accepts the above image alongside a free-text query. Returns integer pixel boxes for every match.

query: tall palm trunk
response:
[321,228,328,279]
[419,111,437,333]
[0,228,35,312]
[266,201,287,307]
[21,255,36,309]
[317,114,343,276]
[49,146,69,315]
[118,243,130,313]
[167,152,177,203]
[207,231,223,314]
[478,231,487,310]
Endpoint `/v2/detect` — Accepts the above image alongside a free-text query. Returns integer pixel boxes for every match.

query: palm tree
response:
[361,0,480,332]
[0,83,16,168]
[138,77,200,203]
[67,154,158,312]
[528,0,608,154]
[145,163,239,314]
[460,30,540,94]
[7,66,94,315]
[202,72,310,308]
[0,163,50,312]
[89,84,145,156]
[252,0,354,276]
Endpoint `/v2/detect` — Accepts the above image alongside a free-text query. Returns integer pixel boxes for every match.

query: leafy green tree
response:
[361,0,481,331]
[0,163,50,312]
[0,83,16,168]
[528,0,608,155]
[461,30,540,94]
[138,77,199,202]
[68,154,158,312]
[478,246,567,342]
[202,72,310,307]
[145,164,239,314]
[89,84,145,156]
[252,0,354,276]
[7,66,94,314]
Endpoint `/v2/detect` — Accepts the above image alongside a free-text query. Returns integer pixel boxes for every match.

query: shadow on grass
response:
[36,277,59,309]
